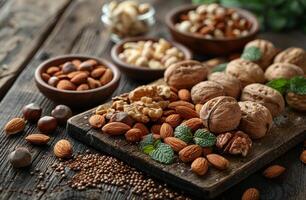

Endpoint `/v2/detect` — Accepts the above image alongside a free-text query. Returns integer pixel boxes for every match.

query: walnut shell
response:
[265,62,304,81]
[200,96,241,134]
[241,83,285,117]
[238,101,273,139]
[191,81,225,104]
[274,47,306,72]
[286,92,306,111]
[244,39,277,69]
[164,60,208,89]
[226,58,265,88]
[208,72,241,98]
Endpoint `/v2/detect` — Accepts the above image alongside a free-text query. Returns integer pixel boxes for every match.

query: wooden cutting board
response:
[67,79,306,199]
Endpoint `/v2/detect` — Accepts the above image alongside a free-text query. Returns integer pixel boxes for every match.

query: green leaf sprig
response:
[193,129,216,147]
[266,76,306,95]
[211,62,228,73]
[241,46,262,62]
[149,143,174,164]
[174,125,193,143]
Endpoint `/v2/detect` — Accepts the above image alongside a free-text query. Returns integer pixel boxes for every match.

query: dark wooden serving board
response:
[67,80,306,199]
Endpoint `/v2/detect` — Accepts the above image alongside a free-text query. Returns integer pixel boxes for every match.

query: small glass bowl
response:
[101,2,156,43]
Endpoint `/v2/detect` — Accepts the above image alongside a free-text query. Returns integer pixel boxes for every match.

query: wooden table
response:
[0,0,305,199]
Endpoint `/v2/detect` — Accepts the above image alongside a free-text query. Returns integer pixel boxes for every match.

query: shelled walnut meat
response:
[200,96,241,133]
[225,58,265,88]
[191,81,225,104]
[238,101,273,139]
[164,60,208,89]
[208,72,241,98]
[274,47,306,72]
[264,62,304,81]
[241,83,285,117]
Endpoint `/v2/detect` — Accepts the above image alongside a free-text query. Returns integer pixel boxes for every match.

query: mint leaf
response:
[150,143,174,164]
[289,76,306,95]
[143,145,155,155]
[139,134,154,151]
[193,129,216,147]
[266,78,290,95]
[174,125,193,143]
[153,139,161,147]
[211,63,228,73]
[241,46,262,62]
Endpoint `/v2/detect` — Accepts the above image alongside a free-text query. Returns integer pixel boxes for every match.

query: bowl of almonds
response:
[35,55,120,107]
[166,4,259,55]
[111,37,192,81]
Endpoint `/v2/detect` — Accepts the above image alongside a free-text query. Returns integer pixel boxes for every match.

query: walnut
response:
[216,131,252,157]
[200,96,241,134]
[191,81,225,104]
[164,60,208,89]
[225,58,265,88]
[241,83,285,117]
[244,39,277,69]
[95,104,111,115]
[111,93,130,111]
[286,92,306,111]
[238,101,273,139]
[123,97,163,123]
[208,72,241,98]
[264,62,304,81]
[128,85,171,102]
[274,47,306,72]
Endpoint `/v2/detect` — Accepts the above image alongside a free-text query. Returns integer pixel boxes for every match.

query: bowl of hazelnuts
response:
[35,55,120,107]
[166,4,259,55]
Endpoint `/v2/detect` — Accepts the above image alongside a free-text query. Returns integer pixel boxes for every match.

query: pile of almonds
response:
[42,59,113,91]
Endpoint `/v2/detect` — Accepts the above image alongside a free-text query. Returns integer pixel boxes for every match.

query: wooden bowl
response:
[165,5,259,56]
[35,55,120,108]
[111,37,192,81]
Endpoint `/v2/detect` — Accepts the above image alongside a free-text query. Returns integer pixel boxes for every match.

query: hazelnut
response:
[22,103,42,122]
[225,58,265,88]
[274,47,306,72]
[164,60,208,89]
[37,116,58,133]
[241,83,285,117]
[51,105,72,124]
[8,147,32,168]
[238,101,273,139]
[208,72,241,98]
[191,81,225,104]
[200,96,241,133]
[264,63,304,81]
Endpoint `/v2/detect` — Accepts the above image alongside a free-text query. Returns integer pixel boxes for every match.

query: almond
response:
[178,89,191,102]
[207,154,229,170]
[87,77,101,89]
[168,101,194,110]
[102,122,131,135]
[25,134,50,145]
[57,80,76,90]
[165,114,182,128]
[182,118,203,131]
[300,150,306,164]
[262,165,286,178]
[191,157,208,176]
[160,123,173,139]
[70,72,88,85]
[54,139,73,158]
[164,137,187,152]
[91,67,106,78]
[41,73,51,82]
[67,71,81,79]
[179,145,202,162]
[100,69,113,85]
[195,104,203,114]
[175,106,199,119]
[162,110,176,117]
[89,114,105,129]
[151,124,161,135]
[241,188,260,200]
[76,83,90,91]
[125,128,142,142]
[133,123,149,136]
[4,118,26,136]
[46,66,60,75]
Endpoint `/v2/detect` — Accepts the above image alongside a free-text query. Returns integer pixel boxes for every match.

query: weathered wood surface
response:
[0,0,305,199]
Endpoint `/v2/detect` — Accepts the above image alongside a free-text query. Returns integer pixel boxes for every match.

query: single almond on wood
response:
[102,122,131,135]
[100,69,113,85]
[263,165,286,178]
[182,118,203,131]
[178,89,191,102]
[89,114,105,129]
[133,123,149,136]
[125,128,142,142]
[4,118,26,136]
[151,124,161,135]
[191,157,208,176]
[168,101,194,110]
[207,154,229,170]
[300,150,306,164]
[160,123,173,139]
[165,114,182,128]
[175,106,199,119]
[241,188,260,200]
[57,80,76,90]
[25,134,50,145]
[54,139,73,159]
[164,137,187,152]
[179,145,202,162]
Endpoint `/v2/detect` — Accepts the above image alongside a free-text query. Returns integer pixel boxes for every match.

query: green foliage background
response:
[192,0,306,31]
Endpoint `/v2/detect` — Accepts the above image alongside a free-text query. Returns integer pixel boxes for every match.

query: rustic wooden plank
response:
[0,0,71,99]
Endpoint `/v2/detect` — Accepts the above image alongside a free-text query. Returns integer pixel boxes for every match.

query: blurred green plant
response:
[192,0,306,32]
